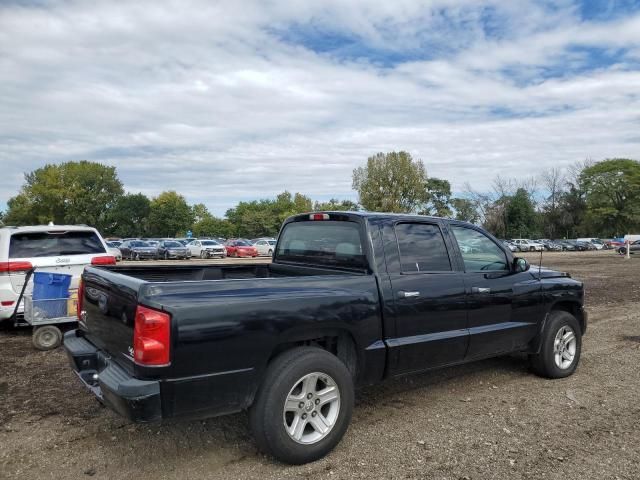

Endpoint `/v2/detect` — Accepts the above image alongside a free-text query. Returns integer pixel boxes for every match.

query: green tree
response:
[193,216,235,238]
[226,191,313,238]
[450,198,479,223]
[107,193,151,237]
[147,191,194,237]
[505,188,537,238]
[192,203,211,223]
[579,158,640,236]
[421,178,452,217]
[352,151,428,213]
[4,161,123,230]
[312,199,359,211]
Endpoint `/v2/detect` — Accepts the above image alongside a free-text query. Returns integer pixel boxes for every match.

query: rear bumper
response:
[64,330,162,422]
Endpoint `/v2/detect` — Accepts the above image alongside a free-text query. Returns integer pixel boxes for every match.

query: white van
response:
[0,225,114,322]
[623,234,640,243]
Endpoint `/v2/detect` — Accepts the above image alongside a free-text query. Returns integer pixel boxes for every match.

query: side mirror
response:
[514,257,530,273]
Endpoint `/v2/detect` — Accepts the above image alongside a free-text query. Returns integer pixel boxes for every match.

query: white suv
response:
[0,225,114,322]
[511,239,544,252]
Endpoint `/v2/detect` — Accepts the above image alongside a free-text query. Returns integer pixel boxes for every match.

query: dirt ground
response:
[1,251,639,480]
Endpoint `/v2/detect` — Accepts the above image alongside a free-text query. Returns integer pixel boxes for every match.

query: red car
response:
[225,239,258,258]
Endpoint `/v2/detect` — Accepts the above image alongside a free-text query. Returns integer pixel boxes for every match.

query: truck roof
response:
[0,224,96,233]
[288,211,469,225]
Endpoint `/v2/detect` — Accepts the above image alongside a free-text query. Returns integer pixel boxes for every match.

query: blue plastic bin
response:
[33,272,72,300]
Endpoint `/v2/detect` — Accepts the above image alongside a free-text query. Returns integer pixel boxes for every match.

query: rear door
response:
[384,221,469,375]
[449,224,540,359]
[8,229,108,295]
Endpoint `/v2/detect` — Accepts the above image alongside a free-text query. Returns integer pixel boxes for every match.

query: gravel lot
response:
[1,251,639,479]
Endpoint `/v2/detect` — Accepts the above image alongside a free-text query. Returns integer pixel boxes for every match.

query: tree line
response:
[1,154,639,239]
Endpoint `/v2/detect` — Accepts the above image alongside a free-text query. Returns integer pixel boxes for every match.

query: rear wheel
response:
[530,310,582,378]
[32,325,62,350]
[200,250,206,259]
[250,347,354,465]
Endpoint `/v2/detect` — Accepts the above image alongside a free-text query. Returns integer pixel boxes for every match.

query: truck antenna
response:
[538,248,543,280]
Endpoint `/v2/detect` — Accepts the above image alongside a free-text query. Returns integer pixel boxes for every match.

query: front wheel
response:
[249,347,354,464]
[530,310,582,378]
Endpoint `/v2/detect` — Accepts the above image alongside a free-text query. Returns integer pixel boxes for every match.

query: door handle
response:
[471,287,491,294]
[398,291,420,298]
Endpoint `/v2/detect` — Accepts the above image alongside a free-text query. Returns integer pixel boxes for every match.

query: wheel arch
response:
[549,300,586,335]
[266,329,359,381]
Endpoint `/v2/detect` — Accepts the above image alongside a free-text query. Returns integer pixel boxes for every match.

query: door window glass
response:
[395,223,451,272]
[451,226,508,271]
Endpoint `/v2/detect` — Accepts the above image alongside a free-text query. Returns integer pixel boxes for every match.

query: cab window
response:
[394,223,451,273]
[451,226,508,271]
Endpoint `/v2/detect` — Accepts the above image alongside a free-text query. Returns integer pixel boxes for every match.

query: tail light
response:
[77,278,84,321]
[0,261,33,275]
[133,305,171,366]
[91,256,116,265]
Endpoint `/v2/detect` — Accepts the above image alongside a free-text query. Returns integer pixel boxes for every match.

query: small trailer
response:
[10,268,78,350]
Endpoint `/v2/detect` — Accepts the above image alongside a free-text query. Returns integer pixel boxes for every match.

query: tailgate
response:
[80,267,144,374]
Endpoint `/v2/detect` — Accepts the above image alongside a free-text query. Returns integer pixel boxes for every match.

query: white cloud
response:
[0,0,639,216]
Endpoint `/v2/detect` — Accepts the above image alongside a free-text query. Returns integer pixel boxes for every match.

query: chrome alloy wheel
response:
[283,372,340,445]
[554,326,577,369]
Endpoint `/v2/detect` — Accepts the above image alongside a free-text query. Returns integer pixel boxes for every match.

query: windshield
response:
[234,241,251,246]
[275,220,366,270]
[131,241,150,247]
[9,230,106,258]
[164,241,182,248]
[202,240,220,246]
[268,240,276,245]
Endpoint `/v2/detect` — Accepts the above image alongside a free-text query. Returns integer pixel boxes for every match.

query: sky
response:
[1,0,640,216]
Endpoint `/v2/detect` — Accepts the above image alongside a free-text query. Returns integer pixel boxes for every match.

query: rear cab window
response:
[9,231,106,258]
[275,220,367,270]
[394,223,452,273]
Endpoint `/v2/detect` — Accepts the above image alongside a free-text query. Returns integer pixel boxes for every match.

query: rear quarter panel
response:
[140,274,383,416]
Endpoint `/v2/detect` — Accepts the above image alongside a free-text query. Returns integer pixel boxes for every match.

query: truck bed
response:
[104,261,363,283]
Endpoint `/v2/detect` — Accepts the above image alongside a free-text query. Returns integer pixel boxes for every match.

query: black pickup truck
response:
[65,212,586,464]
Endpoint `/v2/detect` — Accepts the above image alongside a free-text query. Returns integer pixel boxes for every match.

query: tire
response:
[529,246,535,252]
[164,252,169,260]
[249,347,354,465]
[32,325,63,351]
[268,249,273,256]
[200,251,206,259]
[530,310,582,379]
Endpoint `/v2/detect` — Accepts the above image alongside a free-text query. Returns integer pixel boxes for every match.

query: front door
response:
[385,221,469,375]
[449,225,539,359]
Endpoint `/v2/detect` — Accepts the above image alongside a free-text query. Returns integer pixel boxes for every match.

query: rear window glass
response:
[275,220,366,270]
[395,223,451,272]
[9,231,106,258]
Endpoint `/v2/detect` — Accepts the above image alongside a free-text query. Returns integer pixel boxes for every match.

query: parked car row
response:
[500,237,616,253]
[104,236,279,260]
